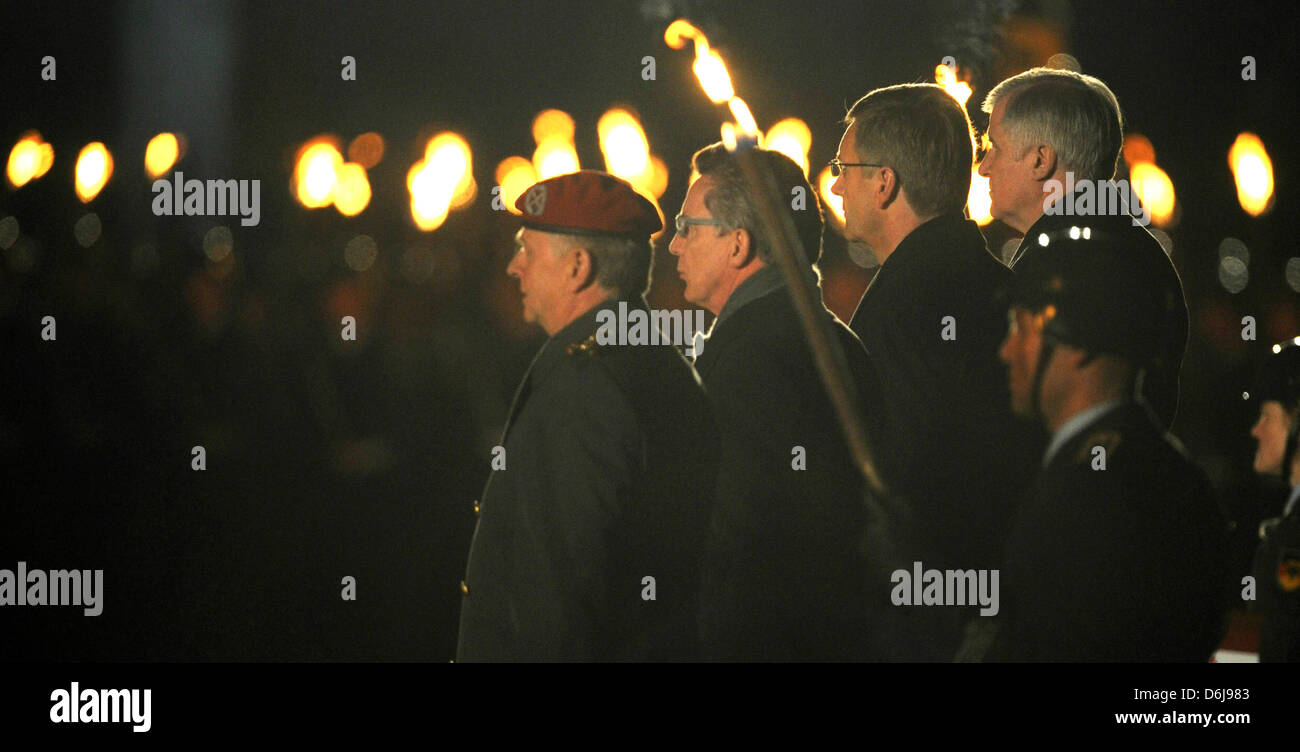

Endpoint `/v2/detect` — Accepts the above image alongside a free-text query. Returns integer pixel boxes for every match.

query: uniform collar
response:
[530,296,646,384]
[1042,399,1125,468]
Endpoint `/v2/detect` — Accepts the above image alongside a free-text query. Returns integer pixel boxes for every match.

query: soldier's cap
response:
[1004,226,1174,366]
[515,170,662,238]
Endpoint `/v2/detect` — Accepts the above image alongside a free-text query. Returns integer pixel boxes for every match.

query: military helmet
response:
[1248,338,1300,409]
[1006,226,1175,368]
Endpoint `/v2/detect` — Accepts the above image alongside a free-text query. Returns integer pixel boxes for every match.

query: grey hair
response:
[566,234,653,298]
[690,142,824,271]
[982,67,1124,181]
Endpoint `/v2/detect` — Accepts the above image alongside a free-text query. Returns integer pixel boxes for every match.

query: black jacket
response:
[694,267,891,660]
[1253,492,1300,662]
[984,401,1229,661]
[850,214,1036,659]
[1012,202,1189,430]
[456,297,717,660]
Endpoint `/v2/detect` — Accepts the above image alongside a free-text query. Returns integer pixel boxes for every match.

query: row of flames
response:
[2,25,1279,232]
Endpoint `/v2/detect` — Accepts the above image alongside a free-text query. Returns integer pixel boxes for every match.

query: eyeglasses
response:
[828,157,885,177]
[674,214,726,237]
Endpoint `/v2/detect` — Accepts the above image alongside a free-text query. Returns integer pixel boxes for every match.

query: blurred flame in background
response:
[1130,161,1176,227]
[966,170,992,225]
[817,166,845,224]
[75,142,113,202]
[763,118,812,177]
[347,132,385,170]
[935,62,990,225]
[597,108,669,202]
[332,162,372,217]
[1124,133,1177,228]
[531,109,580,180]
[1229,132,1274,216]
[495,157,538,215]
[408,132,474,231]
[294,139,344,209]
[7,131,54,189]
[144,132,181,178]
[293,136,374,217]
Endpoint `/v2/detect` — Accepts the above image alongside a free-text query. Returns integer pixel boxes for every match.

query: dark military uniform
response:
[850,213,1036,660]
[970,228,1229,661]
[695,266,891,660]
[1011,196,1189,429]
[986,400,1229,661]
[456,297,717,660]
[1245,340,1300,662]
[1253,495,1300,661]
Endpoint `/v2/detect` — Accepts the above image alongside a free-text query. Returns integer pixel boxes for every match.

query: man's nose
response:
[668,235,682,256]
[830,174,844,197]
[978,156,992,178]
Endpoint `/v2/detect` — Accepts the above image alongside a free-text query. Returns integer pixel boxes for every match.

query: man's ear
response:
[1030,143,1058,182]
[566,246,597,291]
[728,228,754,268]
[876,166,900,209]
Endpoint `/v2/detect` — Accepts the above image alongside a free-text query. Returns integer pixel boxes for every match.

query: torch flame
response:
[495,157,539,215]
[935,63,972,107]
[817,165,845,224]
[294,139,344,208]
[967,167,992,225]
[764,118,812,176]
[74,142,113,203]
[1130,161,1176,228]
[145,133,181,178]
[695,48,735,103]
[1228,132,1274,217]
[727,97,759,138]
[7,132,54,189]
[409,131,474,230]
[598,108,651,182]
[531,109,580,180]
[664,19,702,50]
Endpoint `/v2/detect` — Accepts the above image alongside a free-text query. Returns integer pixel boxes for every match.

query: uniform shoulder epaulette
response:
[566,333,603,357]
[1073,429,1122,465]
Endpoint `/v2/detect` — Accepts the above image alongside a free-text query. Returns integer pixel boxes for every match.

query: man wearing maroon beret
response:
[456,170,718,660]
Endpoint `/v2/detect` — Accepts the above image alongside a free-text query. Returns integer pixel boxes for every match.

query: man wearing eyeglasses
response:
[830,83,1033,660]
[669,143,892,660]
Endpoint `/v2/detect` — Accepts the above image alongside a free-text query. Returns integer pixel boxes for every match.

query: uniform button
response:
[460,581,469,596]
[473,500,480,516]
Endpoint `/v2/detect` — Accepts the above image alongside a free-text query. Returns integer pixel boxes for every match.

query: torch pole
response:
[729,139,888,498]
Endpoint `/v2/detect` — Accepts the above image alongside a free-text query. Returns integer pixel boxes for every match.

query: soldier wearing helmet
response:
[967,226,1229,661]
[1246,339,1300,661]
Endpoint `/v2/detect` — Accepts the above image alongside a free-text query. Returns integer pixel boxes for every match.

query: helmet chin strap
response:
[1029,336,1058,421]
[1283,414,1300,485]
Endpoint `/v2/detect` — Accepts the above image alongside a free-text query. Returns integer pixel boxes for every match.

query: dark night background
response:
[1,0,1295,660]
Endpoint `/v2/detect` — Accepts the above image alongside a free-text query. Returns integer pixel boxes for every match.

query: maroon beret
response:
[515,170,662,238]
